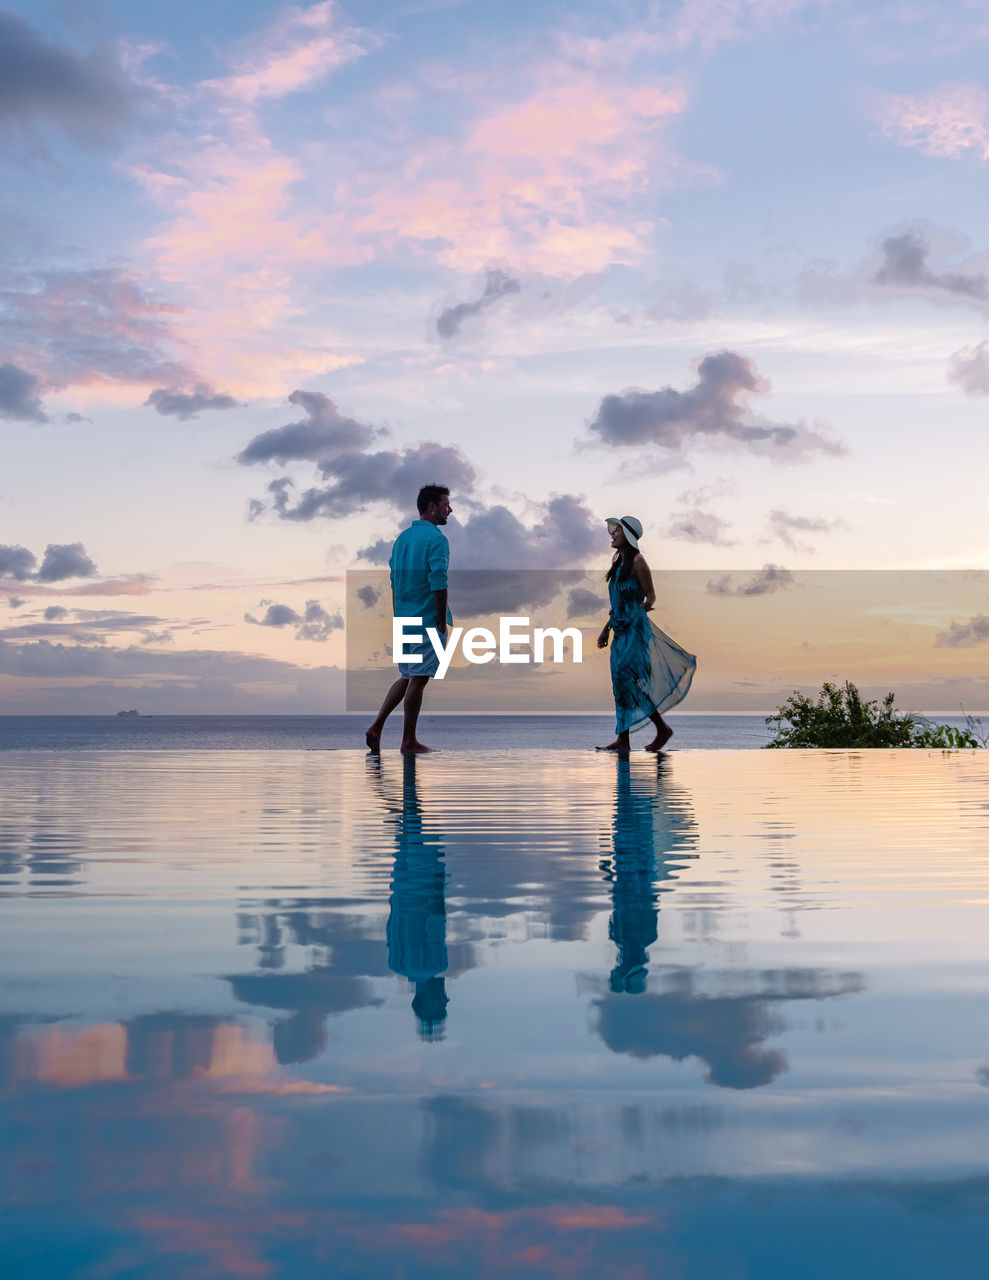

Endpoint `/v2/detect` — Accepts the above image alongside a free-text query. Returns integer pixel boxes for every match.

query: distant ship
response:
[116,709,141,717]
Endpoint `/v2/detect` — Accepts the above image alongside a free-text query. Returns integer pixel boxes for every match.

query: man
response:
[365,483,452,754]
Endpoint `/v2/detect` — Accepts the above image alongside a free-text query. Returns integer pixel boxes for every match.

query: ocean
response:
[0,713,774,751]
[0,712,979,752]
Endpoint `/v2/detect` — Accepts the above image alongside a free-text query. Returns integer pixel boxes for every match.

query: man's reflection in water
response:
[606,755,696,995]
[374,755,449,1040]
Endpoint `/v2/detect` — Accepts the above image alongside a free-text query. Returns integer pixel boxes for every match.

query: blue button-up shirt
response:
[389,520,452,629]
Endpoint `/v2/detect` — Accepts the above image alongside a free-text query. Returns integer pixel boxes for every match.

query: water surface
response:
[2,749,988,1277]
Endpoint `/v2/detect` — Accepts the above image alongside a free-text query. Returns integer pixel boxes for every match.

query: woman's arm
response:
[633,554,655,610]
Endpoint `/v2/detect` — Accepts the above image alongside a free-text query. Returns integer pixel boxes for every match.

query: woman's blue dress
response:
[608,571,696,734]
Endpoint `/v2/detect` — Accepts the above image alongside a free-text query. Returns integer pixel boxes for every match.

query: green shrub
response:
[911,722,983,749]
[764,681,983,749]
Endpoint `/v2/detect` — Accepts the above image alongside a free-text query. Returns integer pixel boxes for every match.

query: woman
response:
[596,516,696,752]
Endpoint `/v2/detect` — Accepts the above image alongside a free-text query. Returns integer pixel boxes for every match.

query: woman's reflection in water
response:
[606,755,695,994]
[372,755,449,1040]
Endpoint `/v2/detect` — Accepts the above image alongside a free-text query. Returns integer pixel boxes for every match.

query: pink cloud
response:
[204,0,368,104]
[348,77,689,273]
[119,11,700,395]
[877,84,989,162]
[118,5,371,394]
[469,82,681,163]
[143,74,687,281]
[131,136,364,392]
[128,49,690,391]
[138,139,363,296]
[1,266,191,394]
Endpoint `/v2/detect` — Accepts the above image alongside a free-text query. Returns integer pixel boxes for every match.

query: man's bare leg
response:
[401,675,433,754]
[366,676,409,752]
[644,712,673,751]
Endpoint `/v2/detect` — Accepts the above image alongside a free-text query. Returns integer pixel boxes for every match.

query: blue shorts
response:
[398,639,440,679]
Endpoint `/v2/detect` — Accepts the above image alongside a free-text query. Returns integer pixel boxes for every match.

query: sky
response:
[1,0,988,714]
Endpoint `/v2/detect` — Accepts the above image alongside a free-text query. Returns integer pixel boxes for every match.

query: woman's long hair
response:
[606,544,637,583]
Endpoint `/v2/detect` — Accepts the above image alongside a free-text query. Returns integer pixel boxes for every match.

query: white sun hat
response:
[606,515,643,549]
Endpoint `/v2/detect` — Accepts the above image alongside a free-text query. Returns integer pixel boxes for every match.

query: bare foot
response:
[400,740,434,754]
[365,726,381,753]
[644,724,673,751]
[596,738,630,752]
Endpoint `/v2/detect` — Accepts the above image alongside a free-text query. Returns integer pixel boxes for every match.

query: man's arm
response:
[426,533,450,634]
[433,588,448,635]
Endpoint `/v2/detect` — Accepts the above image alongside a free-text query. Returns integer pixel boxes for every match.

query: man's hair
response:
[416,483,450,514]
